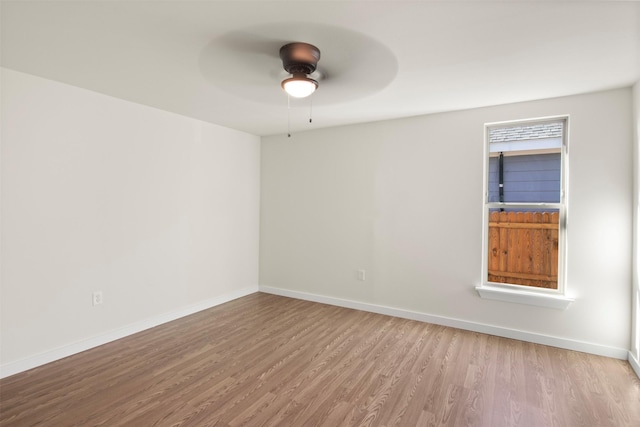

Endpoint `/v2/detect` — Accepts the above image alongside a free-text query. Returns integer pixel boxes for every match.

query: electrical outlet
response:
[357,270,366,281]
[92,291,103,306]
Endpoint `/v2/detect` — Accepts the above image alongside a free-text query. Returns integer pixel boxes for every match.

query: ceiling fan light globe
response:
[282,75,318,98]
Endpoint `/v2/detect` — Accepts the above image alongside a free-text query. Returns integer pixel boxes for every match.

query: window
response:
[477,117,573,309]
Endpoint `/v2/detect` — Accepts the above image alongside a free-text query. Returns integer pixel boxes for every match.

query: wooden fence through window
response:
[488,211,559,289]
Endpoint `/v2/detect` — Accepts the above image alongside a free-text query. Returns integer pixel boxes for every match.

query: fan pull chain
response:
[287,94,291,138]
[309,99,313,123]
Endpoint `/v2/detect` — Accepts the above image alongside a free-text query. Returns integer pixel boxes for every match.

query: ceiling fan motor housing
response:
[279,42,321,75]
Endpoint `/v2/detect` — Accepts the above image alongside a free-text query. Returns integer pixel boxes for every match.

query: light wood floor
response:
[1,293,639,426]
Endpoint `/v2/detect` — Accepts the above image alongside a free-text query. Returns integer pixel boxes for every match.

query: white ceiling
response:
[2,1,639,136]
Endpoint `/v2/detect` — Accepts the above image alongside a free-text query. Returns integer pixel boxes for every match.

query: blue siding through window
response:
[488,153,560,203]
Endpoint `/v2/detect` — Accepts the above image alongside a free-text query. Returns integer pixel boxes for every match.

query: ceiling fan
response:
[199,24,397,108]
[279,42,321,98]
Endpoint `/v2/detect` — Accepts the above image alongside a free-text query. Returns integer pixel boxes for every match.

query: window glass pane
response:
[487,208,560,289]
[488,122,562,204]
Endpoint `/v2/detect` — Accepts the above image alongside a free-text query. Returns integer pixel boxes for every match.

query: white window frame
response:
[476,116,574,309]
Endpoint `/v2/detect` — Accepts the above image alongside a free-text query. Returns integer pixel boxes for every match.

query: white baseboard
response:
[0,286,258,379]
[629,351,640,379]
[259,285,630,361]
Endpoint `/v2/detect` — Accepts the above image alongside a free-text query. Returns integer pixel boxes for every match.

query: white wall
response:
[632,81,640,373]
[0,68,260,375]
[261,88,634,356]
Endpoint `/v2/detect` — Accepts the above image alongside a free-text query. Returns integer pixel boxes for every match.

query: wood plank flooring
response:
[1,292,639,426]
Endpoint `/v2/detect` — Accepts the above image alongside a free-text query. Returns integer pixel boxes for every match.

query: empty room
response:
[1,1,640,426]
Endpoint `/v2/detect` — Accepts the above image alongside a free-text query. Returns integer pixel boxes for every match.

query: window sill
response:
[475,285,574,310]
